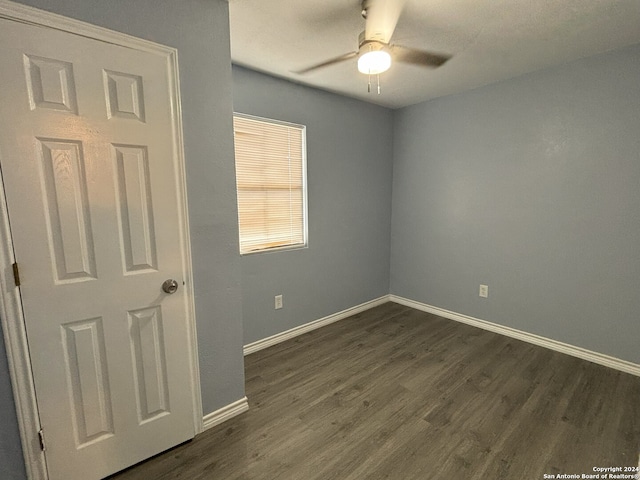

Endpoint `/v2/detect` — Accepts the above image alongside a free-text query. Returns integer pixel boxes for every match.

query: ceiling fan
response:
[294,0,451,92]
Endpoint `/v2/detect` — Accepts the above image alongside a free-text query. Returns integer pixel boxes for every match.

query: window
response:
[233,113,307,254]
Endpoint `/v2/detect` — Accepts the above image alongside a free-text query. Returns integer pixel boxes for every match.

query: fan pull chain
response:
[366,72,382,95]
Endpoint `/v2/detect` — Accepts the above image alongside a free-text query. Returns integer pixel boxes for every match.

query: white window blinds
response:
[233,114,307,254]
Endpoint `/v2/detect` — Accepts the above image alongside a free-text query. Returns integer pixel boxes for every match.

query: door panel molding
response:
[0,2,202,479]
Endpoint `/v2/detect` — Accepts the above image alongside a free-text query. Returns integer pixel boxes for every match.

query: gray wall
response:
[1,1,245,478]
[0,334,24,479]
[232,66,393,345]
[391,43,640,364]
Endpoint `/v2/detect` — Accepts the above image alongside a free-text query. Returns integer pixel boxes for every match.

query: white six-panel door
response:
[0,16,197,480]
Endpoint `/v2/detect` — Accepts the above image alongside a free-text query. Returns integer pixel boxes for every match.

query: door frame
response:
[0,2,203,479]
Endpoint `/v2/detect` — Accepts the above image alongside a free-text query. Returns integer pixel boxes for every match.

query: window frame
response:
[232,112,309,255]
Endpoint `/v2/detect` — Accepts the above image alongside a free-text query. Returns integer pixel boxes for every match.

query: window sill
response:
[240,243,308,256]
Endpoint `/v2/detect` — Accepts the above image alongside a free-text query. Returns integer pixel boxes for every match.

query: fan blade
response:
[390,44,451,68]
[364,0,407,43]
[293,51,358,75]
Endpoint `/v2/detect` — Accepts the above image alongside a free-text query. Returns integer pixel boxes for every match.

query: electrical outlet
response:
[275,294,283,309]
[479,284,488,298]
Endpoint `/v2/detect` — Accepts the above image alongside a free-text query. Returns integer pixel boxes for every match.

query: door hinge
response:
[38,429,46,451]
[12,262,21,287]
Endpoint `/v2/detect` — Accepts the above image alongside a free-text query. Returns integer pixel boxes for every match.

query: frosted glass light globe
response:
[357,50,391,74]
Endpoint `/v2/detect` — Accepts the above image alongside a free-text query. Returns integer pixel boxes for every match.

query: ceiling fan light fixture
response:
[358,50,391,75]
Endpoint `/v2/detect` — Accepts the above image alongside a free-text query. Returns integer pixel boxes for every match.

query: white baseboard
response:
[202,396,249,431]
[389,295,640,377]
[243,295,391,356]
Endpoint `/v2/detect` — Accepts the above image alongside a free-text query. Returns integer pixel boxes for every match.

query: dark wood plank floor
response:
[111,302,640,479]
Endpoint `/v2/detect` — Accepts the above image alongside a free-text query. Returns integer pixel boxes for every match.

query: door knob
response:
[162,279,179,294]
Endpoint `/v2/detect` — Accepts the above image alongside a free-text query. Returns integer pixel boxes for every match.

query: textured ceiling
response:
[229,0,640,109]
